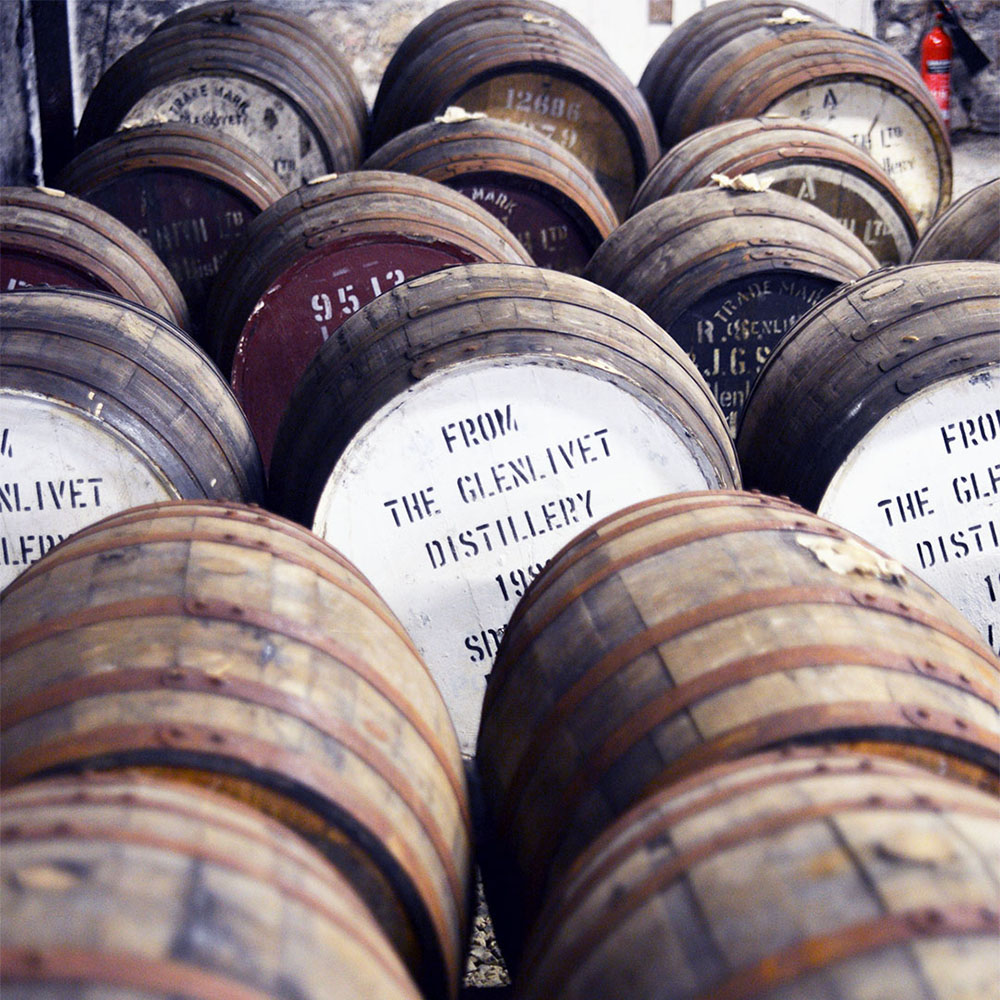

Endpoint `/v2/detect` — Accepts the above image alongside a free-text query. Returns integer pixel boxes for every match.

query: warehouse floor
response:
[951,128,1000,196]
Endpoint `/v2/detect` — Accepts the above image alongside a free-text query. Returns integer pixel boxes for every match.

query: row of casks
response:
[2,203,999,688]
[2,257,998,768]
[2,0,999,720]
[2,491,999,1000]
[4,0,988,484]
[5,144,996,473]
[14,0,964,337]
[60,0,957,235]
[3,211,997,687]
[470,489,1000,996]
[0,499,473,1000]
[2,7,999,999]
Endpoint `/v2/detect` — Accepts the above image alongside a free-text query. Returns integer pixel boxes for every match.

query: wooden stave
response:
[474,490,1000,966]
[0,185,189,329]
[910,178,1000,263]
[266,262,739,529]
[78,36,362,170]
[660,23,951,228]
[57,123,289,219]
[362,115,619,266]
[628,116,918,264]
[0,288,264,506]
[75,22,365,178]
[206,170,534,378]
[0,773,423,1000]
[373,21,654,153]
[515,749,1000,1000]
[584,187,878,432]
[736,261,1000,510]
[664,25,933,145]
[638,0,832,139]
[586,187,878,328]
[0,500,472,1000]
[367,19,659,213]
[206,171,533,465]
[372,0,603,130]
[150,0,369,147]
[55,123,288,344]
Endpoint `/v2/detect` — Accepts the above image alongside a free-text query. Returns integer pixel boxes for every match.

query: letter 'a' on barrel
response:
[475,489,1000,968]
[74,1,367,188]
[362,115,618,274]
[207,170,533,468]
[0,500,471,1000]
[649,15,951,234]
[368,12,659,219]
[0,289,264,589]
[584,187,878,435]
[736,261,1000,654]
[0,185,189,329]
[910,178,1000,263]
[0,774,424,1000]
[515,750,1000,1000]
[269,263,739,754]
[56,122,288,347]
[629,116,918,266]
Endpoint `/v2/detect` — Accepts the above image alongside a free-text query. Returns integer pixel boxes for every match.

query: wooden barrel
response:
[659,20,951,233]
[0,499,471,1000]
[206,170,532,469]
[0,773,422,1000]
[372,0,603,129]
[362,114,618,274]
[737,261,1000,655]
[475,490,1000,965]
[0,184,188,328]
[639,0,832,140]
[910,177,1000,263]
[268,263,739,753]
[57,123,287,347]
[0,289,263,590]
[75,1,367,187]
[516,750,1000,999]
[368,17,659,218]
[629,116,918,265]
[584,187,878,435]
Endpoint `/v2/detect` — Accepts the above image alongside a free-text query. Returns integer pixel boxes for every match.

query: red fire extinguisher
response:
[921,12,953,129]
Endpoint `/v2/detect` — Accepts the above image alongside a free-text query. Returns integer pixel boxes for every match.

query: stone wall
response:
[875,0,998,132]
[1,0,41,186]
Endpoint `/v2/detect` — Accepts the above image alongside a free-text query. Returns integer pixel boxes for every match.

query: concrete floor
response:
[951,128,1000,197]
